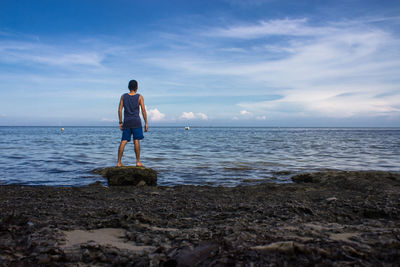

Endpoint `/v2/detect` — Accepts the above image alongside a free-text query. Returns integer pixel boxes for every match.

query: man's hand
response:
[120,123,123,131]
[144,123,148,132]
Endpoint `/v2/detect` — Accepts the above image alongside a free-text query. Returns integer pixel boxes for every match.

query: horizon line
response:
[0,125,399,128]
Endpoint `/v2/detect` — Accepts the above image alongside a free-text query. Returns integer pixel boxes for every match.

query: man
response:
[117,80,148,167]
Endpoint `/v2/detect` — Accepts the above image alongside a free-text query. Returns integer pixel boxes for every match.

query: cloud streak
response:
[0,40,104,67]
[207,18,333,38]
[149,17,400,120]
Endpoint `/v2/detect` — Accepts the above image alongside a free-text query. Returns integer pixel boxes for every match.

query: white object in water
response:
[185,126,190,130]
[61,128,65,131]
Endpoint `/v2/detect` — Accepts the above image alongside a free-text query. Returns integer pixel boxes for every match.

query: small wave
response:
[258,161,288,167]
[33,140,50,144]
[7,155,25,159]
[194,165,211,169]
[59,160,74,165]
[224,166,254,171]
[271,170,292,175]
[241,178,266,183]
[81,175,102,179]
[72,159,92,165]
[47,168,69,174]
[147,157,165,162]
[71,142,90,146]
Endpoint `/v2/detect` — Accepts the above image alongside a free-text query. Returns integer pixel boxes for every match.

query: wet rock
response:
[291,173,321,183]
[171,242,219,266]
[93,166,157,186]
[88,181,104,187]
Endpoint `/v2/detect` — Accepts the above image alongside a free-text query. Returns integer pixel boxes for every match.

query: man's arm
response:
[139,95,148,132]
[118,95,124,130]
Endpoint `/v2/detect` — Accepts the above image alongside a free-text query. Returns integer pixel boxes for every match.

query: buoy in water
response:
[185,126,190,130]
[61,128,65,131]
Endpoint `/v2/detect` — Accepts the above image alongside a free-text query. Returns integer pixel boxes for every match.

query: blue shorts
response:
[121,127,144,142]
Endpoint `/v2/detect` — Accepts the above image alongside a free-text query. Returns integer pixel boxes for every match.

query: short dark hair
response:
[128,80,138,91]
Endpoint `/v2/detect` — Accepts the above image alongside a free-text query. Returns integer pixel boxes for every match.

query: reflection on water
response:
[0,127,399,186]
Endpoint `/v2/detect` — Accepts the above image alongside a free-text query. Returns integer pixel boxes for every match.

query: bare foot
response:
[117,163,125,167]
[136,162,145,167]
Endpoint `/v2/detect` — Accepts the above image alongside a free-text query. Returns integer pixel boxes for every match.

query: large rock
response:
[93,166,157,186]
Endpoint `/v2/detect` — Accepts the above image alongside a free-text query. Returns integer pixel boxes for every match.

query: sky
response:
[0,0,400,127]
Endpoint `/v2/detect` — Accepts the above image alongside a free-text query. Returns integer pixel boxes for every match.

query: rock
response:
[326,197,337,202]
[252,241,294,253]
[93,166,157,186]
[88,181,104,187]
[251,241,308,254]
[291,173,321,183]
[172,242,219,266]
[37,253,51,264]
[137,180,147,186]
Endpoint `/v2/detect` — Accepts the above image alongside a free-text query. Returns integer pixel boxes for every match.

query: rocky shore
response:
[1,171,400,266]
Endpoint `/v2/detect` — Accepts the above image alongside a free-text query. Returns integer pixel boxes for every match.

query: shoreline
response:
[1,171,400,265]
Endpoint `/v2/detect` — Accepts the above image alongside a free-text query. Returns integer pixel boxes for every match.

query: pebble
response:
[326,197,338,202]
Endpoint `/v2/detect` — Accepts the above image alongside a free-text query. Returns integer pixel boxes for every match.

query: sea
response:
[0,126,399,186]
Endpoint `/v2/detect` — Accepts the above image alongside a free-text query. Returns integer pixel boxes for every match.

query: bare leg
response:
[134,139,145,167]
[117,140,128,167]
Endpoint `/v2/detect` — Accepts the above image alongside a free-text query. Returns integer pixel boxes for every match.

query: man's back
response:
[122,93,141,129]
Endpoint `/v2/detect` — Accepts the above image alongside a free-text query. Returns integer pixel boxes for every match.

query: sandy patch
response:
[62,228,154,252]
[330,232,360,243]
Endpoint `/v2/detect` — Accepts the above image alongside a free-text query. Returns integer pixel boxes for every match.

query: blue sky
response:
[0,0,399,126]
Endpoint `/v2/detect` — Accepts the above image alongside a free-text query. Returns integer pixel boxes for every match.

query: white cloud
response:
[197,112,208,120]
[180,111,208,120]
[180,111,196,120]
[148,108,166,121]
[238,110,266,120]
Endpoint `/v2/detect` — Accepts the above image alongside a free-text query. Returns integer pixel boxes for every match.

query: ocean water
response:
[0,126,399,186]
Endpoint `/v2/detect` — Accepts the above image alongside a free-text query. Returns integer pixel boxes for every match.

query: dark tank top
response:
[123,93,142,128]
